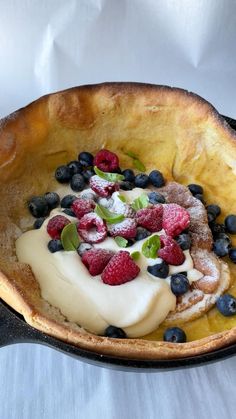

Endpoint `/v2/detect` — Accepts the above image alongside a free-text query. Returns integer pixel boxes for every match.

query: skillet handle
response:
[0,299,45,347]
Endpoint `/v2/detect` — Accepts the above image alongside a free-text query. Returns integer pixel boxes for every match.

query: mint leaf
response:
[123,150,146,172]
[95,204,124,223]
[131,251,140,261]
[94,166,124,182]
[114,236,128,247]
[125,150,139,159]
[133,159,146,172]
[131,194,149,211]
[61,223,80,251]
[142,235,160,259]
[118,194,126,203]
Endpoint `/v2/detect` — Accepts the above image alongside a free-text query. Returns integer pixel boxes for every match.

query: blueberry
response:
[175,233,191,250]
[48,239,63,253]
[188,184,203,196]
[78,151,94,167]
[122,169,135,182]
[67,160,83,175]
[149,170,165,187]
[126,239,135,247]
[77,242,93,256]
[214,232,231,244]
[194,194,205,204]
[55,165,71,183]
[62,208,76,217]
[216,294,236,316]
[225,215,236,234]
[104,325,127,339]
[120,181,134,191]
[134,173,149,188]
[34,217,45,229]
[207,212,216,223]
[163,327,186,343]
[210,222,225,237]
[70,174,85,192]
[83,168,95,182]
[229,248,236,263]
[28,196,49,218]
[147,261,169,279]
[135,227,151,241]
[60,194,77,208]
[170,273,190,296]
[207,204,221,218]
[148,191,166,204]
[44,192,60,210]
[213,239,230,257]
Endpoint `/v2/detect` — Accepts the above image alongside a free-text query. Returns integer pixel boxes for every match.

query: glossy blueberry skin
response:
[135,227,150,241]
[78,151,94,167]
[148,191,166,204]
[207,204,221,218]
[62,208,76,217]
[67,160,83,175]
[120,181,134,191]
[134,174,149,188]
[216,294,236,316]
[225,215,236,234]
[210,222,225,238]
[28,196,49,218]
[147,261,169,279]
[149,170,165,187]
[44,192,60,210]
[55,165,72,183]
[170,274,190,296]
[122,169,135,182]
[213,239,230,257]
[229,248,236,263]
[163,327,186,343]
[77,242,93,257]
[104,325,127,339]
[70,174,85,192]
[207,212,216,223]
[214,233,231,244]
[175,234,191,251]
[188,184,203,196]
[60,194,77,208]
[83,168,95,182]
[48,240,63,253]
[33,217,45,229]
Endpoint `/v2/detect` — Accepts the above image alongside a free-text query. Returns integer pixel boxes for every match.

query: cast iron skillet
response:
[0,115,236,372]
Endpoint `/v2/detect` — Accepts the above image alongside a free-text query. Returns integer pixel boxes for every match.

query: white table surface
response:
[0,1,236,418]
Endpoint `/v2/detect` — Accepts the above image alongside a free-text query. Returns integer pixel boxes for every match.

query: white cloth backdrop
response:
[0,1,236,418]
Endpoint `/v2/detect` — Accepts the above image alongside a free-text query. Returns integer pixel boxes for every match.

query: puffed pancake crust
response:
[0,82,236,360]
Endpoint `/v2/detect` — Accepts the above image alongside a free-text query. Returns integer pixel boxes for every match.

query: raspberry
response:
[162,204,190,237]
[81,248,115,276]
[94,149,119,172]
[77,213,107,243]
[90,175,119,197]
[101,251,140,285]
[108,218,137,239]
[136,205,163,232]
[72,198,95,219]
[158,235,185,266]
[47,215,70,239]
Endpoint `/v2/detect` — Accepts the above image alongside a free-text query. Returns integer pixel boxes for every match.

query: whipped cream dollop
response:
[15,187,203,338]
